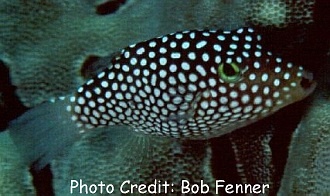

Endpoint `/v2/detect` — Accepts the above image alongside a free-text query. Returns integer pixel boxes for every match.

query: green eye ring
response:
[218,62,242,83]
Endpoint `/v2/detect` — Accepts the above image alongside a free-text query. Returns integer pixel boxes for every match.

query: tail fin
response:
[8,99,80,171]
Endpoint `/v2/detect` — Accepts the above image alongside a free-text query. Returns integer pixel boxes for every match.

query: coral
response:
[242,0,315,27]
[278,98,330,195]
[228,127,275,195]
[0,132,35,195]
[51,126,215,195]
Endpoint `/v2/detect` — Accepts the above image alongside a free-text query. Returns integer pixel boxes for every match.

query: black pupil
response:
[223,63,237,76]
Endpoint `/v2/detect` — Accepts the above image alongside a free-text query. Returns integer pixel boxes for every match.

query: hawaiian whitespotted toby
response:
[9,27,316,169]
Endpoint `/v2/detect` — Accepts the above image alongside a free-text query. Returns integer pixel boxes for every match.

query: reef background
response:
[0,0,329,195]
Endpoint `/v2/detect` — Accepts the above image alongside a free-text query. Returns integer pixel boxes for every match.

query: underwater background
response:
[0,0,329,195]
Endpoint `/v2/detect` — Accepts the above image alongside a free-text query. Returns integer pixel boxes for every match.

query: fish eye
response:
[218,62,242,83]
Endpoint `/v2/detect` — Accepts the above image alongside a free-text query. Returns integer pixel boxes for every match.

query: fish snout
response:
[300,70,317,96]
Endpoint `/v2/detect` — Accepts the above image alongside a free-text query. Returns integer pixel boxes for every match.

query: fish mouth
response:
[300,70,317,96]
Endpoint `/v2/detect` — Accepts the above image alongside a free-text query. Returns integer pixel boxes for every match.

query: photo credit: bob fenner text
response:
[70,179,270,194]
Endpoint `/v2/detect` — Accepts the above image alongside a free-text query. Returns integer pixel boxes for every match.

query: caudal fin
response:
[8,99,80,171]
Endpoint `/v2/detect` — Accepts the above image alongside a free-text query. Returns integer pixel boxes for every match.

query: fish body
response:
[9,27,316,169]
[69,27,315,139]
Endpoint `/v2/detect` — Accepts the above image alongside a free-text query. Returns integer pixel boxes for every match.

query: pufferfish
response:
[9,27,316,170]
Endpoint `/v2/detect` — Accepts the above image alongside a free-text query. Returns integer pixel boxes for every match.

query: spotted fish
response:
[9,27,316,169]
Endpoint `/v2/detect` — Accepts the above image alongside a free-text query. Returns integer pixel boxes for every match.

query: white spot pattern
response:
[69,27,305,140]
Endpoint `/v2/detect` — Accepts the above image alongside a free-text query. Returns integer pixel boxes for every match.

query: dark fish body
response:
[69,27,315,139]
[8,27,316,169]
